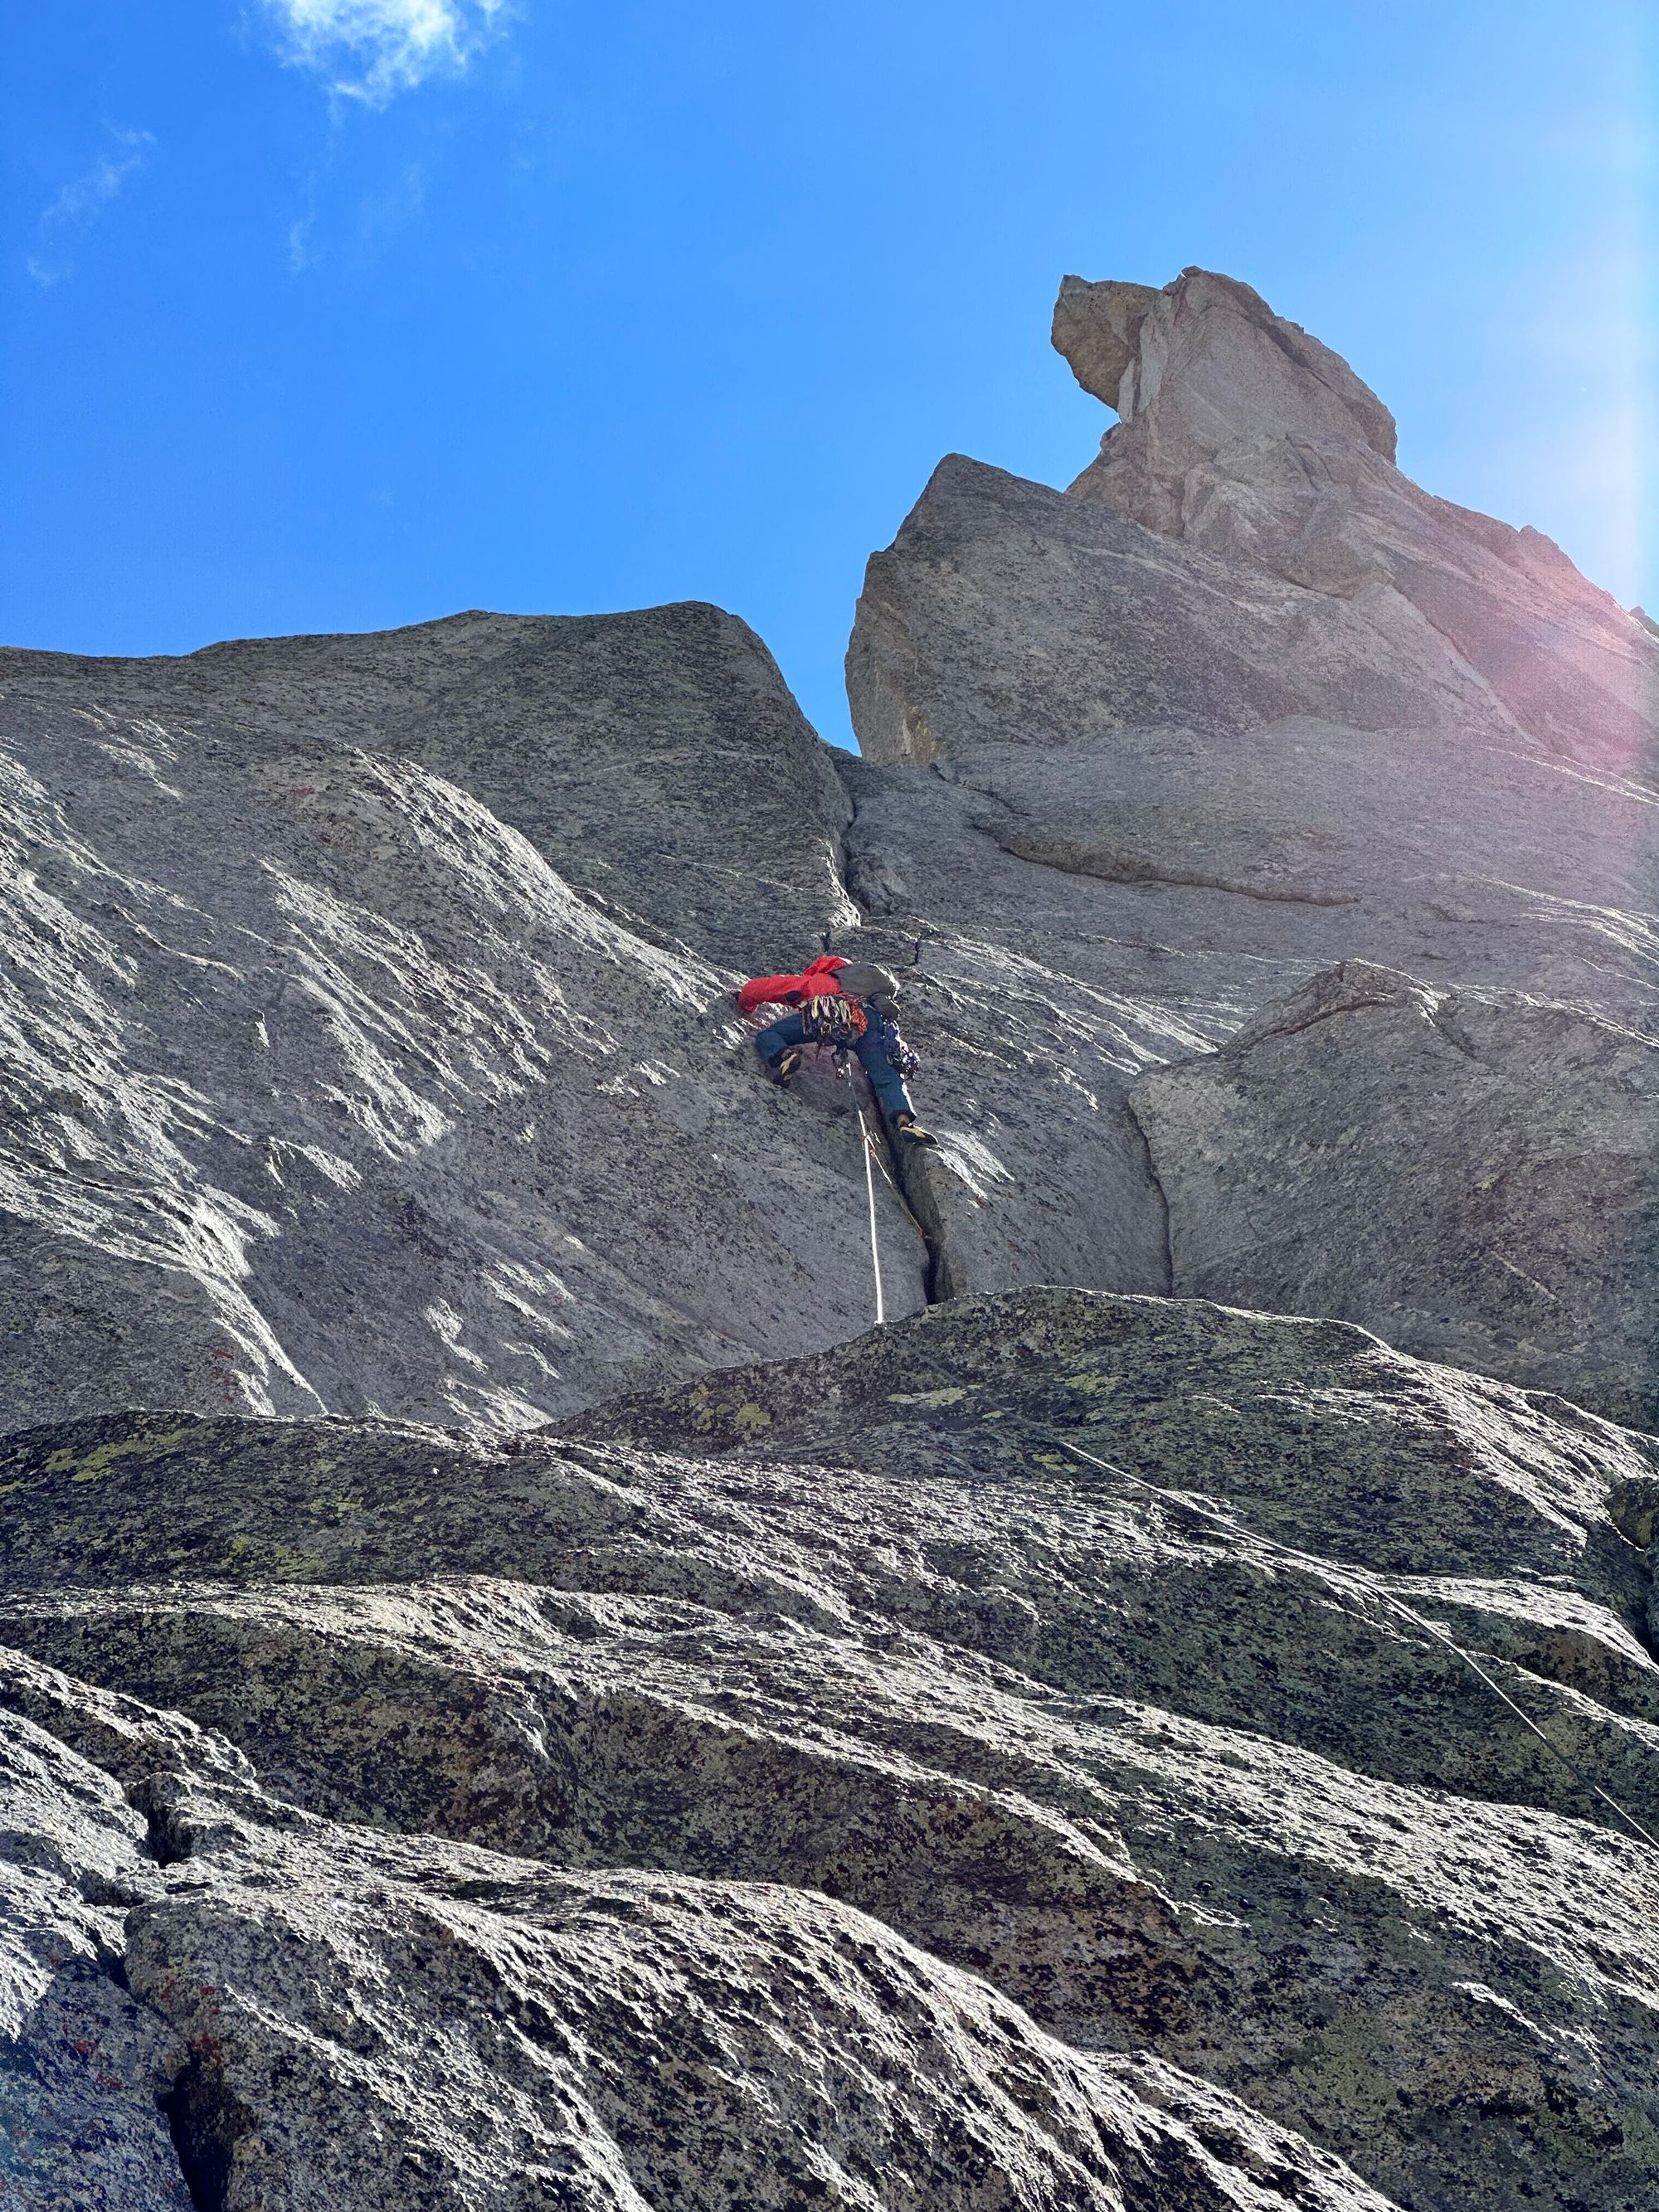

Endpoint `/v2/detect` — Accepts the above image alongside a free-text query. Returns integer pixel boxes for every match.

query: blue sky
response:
[3,2,1653,749]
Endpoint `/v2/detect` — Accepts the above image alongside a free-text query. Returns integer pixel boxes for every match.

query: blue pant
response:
[755,1011,915,1121]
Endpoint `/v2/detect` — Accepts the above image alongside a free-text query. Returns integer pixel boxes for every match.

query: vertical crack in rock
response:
[891,1138,951,1305]
[6,264,1659,2209]
[128,1776,197,1869]
[1125,1093,1177,1296]
[158,2057,250,2212]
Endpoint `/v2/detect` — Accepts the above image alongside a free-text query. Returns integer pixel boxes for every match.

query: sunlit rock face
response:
[4,273,1659,2210]
[847,267,1658,1412]
[4,1290,1658,2210]
[1056,267,1642,766]
[4,273,1656,1432]
[0,605,923,1437]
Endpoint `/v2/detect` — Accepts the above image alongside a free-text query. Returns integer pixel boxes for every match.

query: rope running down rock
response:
[857,1106,885,1327]
[1055,1436,1659,1857]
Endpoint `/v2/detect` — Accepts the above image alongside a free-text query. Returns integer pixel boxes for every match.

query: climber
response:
[737,956,939,1145]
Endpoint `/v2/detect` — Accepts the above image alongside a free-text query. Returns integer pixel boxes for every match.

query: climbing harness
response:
[1053,1435,1659,1856]
[857,1106,885,1327]
[795,995,893,1087]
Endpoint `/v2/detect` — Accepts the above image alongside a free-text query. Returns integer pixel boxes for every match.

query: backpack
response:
[736,955,847,1017]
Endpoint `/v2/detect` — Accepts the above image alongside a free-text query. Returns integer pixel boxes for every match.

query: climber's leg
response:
[755,1011,810,1084]
[854,1031,914,1121]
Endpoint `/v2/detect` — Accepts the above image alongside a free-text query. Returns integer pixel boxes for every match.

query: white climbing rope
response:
[1053,1436,1659,1857]
[857,1107,886,1326]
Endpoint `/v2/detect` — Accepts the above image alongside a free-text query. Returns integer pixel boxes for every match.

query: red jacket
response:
[737,955,847,1016]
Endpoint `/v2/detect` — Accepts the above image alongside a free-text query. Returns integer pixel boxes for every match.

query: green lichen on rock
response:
[2,1287,1658,2209]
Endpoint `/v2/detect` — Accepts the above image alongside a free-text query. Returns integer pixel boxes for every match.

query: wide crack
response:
[159,2055,252,2212]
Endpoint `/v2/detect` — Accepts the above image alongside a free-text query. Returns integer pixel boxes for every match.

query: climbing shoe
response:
[771,1046,803,1086]
[894,1114,938,1146]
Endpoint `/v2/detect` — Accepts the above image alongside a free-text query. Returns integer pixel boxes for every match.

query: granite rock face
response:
[0,605,927,1439]
[1053,268,1399,476]
[6,268,1659,2207]
[1131,960,1659,1427]
[1057,268,1644,771]
[1048,277,1163,411]
[4,1288,1658,2209]
[845,266,1658,1388]
[6,270,1657,1428]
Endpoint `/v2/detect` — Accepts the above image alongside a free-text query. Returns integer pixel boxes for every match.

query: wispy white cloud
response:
[27,127,153,286]
[260,0,508,106]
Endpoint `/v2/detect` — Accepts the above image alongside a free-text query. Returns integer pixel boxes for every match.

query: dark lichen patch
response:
[6,1289,1659,2212]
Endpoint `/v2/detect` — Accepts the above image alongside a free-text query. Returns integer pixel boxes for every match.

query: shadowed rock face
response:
[2,1290,1657,2208]
[1049,276,1162,411]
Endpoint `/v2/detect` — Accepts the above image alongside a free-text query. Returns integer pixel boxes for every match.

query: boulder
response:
[0,1681,197,2210]
[1049,274,1160,408]
[1130,960,1659,1427]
